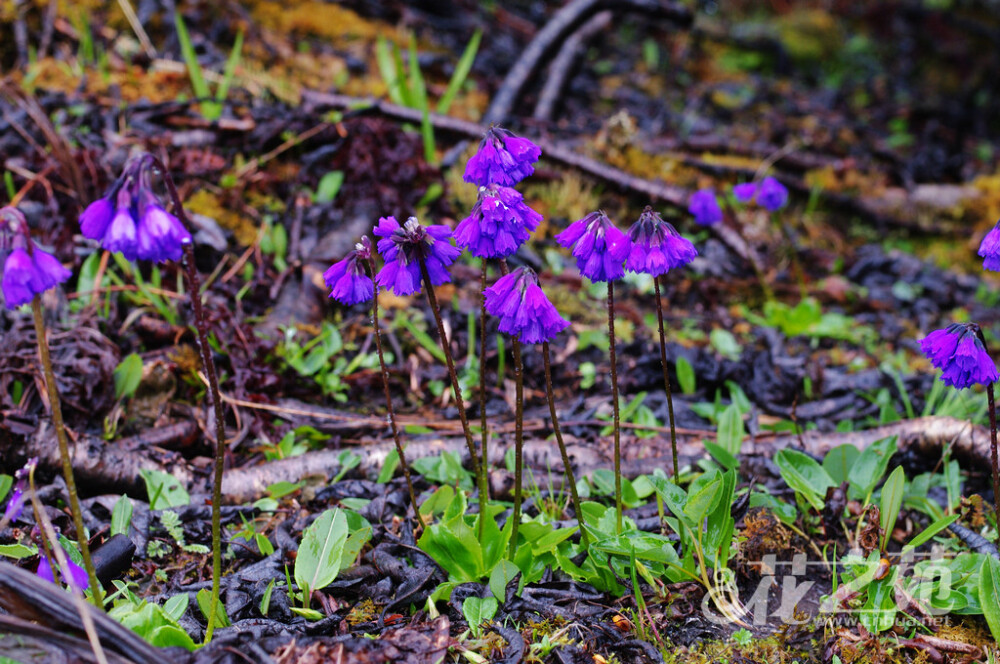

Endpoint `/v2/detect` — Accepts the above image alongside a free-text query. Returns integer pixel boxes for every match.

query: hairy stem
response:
[416,258,487,513]
[152,156,227,643]
[478,261,490,541]
[608,281,622,533]
[989,384,999,522]
[30,297,103,608]
[542,342,588,547]
[366,257,423,530]
[653,277,679,480]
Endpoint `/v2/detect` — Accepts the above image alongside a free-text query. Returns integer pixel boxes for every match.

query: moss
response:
[185,190,258,247]
[659,633,819,664]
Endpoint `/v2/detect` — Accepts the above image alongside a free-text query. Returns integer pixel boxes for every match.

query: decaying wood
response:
[7,415,990,504]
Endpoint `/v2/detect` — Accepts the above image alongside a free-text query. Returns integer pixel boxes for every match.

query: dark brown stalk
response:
[30,297,103,608]
[478,261,490,540]
[498,259,525,557]
[652,277,679,479]
[542,342,588,547]
[989,384,999,522]
[366,257,423,530]
[608,281,623,533]
[151,156,227,642]
[415,258,487,508]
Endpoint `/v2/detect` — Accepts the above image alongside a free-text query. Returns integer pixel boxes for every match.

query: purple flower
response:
[37,552,90,591]
[485,267,569,344]
[688,189,722,226]
[82,183,191,264]
[626,207,698,277]
[2,457,34,523]
[375,216,460,296]
[464,127,541,187]
[979,220,1000,272]
[2,246,72,309]
[325,238,374,305]
[733,182,757,203]
[555,211,630,283]
[454,185,542,258]
[920,323,998,389]
[758,177,789,212]
[135,193,191,262]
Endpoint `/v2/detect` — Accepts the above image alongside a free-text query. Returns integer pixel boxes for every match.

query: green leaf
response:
[905,513,958,550]
[979,556,1000,641]
[488,560,519,602]
[462,596,498,637]
[267,481,304,499]
[879,466,905,550]
[215,30,244,105]
[437,29,481,114]
[704,441,738,470]
[716,403,745,458]
[848,436,897,501]
[675,357,696,395]
[774,448,834,511]
[375,37,405,106]
[110,495,132,537]
[294,509,349,599]
[260,578,275,616]
[174,12,212,108]
[377,448,400,484]
[315,171,345,204]
[0,543,37,559]
[140,469,190,510]
[196,588,230,628]
[113,353,143,400]
[684,470,722,524]
[289,607,324,620]
[822,444,859,485]
[710,328,742,361]
[163,594,188,622]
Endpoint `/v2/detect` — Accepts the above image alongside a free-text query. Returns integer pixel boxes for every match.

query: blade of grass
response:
[174,11,218,119]
[215,30,244,105]
[398,316,446,363]
[375,36,405,106]
[437,29,481,114]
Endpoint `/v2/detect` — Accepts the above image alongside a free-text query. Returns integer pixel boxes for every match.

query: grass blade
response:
[437,29,481,114]
[215,30,244,106]
[174,12,212,104]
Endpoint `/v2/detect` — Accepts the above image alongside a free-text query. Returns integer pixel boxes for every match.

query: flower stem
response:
[149,155,227,643]
[498,258,525,558]
[366,257,423,531]
[989,383,999,522]
[607,281,623,534]
[653,277,679,480]
[30,296,103,609]
[478,261,490,541]
[542,341,588,548]
[416,258,487,510]
[180,243,227,642]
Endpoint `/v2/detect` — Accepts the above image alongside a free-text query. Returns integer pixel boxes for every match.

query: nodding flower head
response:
[688,189,722,226]
[80,156,192,263]
[464,127,541,187]
[37,550,90,591]
[324,237,374,305]
[2,457,35,523]
[555,211,630,283]
[626,207,698,277]
[979,219,1000,272]
[454,185,542,258]
[920,322,998,389]
[484,266,569,345]
[2,245,71,309]
[374,216,460,296]
[758,177,789,212]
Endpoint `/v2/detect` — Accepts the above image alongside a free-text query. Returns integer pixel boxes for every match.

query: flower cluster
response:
[375,216,460,296]
[464,127,541,187]
[324,237,374,305]
[688,189,722,226]
[80,160,191,263]
[484,267,568,344]
[980,220,1000,272]
[732,176,789,212]
[1,457,35,523]
[454,185,542,259]
[2,245,71,309]
[626,207,698,277]
[920,323,998,389]
[556,211,630,283]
